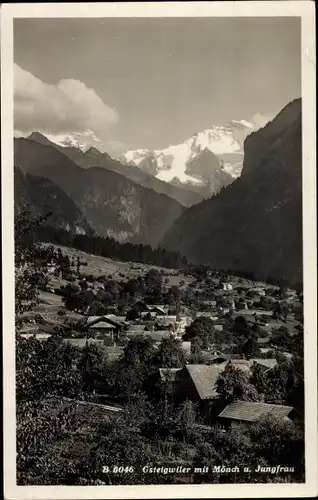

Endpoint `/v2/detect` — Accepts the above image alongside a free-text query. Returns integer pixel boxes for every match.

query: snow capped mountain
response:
[120,120,257,190]
[43,130,102,152]
[15,129,103,153]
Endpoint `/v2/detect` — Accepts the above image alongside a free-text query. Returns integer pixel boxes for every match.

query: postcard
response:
[1,2,317,498]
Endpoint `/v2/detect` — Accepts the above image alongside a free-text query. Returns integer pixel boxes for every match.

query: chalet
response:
[84,316,117,335]
[217,359,251,374]
[174,364,225,421]
[217,401,295,429]
[201,350,229,364]
[196,312,219,320]
[83,315,128,342]
[125,324,147,335]
[20,332,52,341]
[142,330,172,342]
[155,316,177,329]
[174,364,223,403]
[251,358,278,372]
[147,305,170,315]
[64,338,104,348]
[88,321,116,338]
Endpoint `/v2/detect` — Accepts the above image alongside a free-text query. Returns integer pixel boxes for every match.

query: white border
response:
[1,2,317,499]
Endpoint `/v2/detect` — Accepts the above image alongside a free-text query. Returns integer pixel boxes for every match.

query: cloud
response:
[251,113,273,129]
[14,63,118,135]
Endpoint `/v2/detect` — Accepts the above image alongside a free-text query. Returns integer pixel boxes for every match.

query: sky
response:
[14,17,301,155]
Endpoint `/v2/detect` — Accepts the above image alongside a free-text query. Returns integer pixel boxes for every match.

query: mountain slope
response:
[14,138,184,246]
[14,166,92,235]
[120,119,255,196]
[27,132,200,207]
[162,99,302,285]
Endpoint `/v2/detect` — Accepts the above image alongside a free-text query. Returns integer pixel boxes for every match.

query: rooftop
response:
[218,401,293,422]
[185,364,224,399]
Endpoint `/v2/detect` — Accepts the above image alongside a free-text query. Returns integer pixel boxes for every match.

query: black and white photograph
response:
[1,2,317,499]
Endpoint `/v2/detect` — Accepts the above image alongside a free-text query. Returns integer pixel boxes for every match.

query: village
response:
[17,243,304,432]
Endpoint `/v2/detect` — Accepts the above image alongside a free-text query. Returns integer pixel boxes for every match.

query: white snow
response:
[39,130,102,152]
[121,119,255,184]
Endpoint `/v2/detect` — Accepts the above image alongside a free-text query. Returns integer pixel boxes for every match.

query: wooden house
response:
[217,401,295,429]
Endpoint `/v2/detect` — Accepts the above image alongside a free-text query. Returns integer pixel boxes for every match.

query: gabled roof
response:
[217,360,251,374]
[89,321,115,330]
[143,330,172,341]
[185,364,223,399]
[126,324,147,333]
[218,401,294,422]
[252,358,278,371]
[64,338,104,348]
[105,314,128,326]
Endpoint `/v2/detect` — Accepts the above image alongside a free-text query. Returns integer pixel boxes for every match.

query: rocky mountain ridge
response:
[162,99,302,285]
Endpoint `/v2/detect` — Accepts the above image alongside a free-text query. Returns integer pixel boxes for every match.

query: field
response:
[41,243,194,287]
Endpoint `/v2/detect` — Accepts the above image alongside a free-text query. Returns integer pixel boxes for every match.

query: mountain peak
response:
[120,119,255,194]
[27,131,53,145]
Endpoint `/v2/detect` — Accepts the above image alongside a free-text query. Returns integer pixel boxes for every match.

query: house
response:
[47,264,57,275]
[256,336,271,346]
[104,346,125,361]
[217,401,295,429]
[251,358,278,373]
[83,315,128,341]
[202,300,217,308]
[125,324,147,335]
[88,321,117,337]
[181,341,191,355]
[219,281,233,291]
[147,305,169,315]
[142,330,173,342]
[219,307,230,315]
[248,288,266,297]
[64,338,104,348]
[259,347,274,356]
[201,350,229,364]
[214,324,224,332]
[140,311,157,320]
[196,312,219,320]
[84,316,117,337]
[20,332,52,341]
[174,364,223,403]
[217,359,252,374]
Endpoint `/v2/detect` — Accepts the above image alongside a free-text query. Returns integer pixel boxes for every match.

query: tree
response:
[183,317,215,349]
[78,342,110,394]
[16,336,81,402]
[242,337,261,359]
[153,337,186,368]
[190,336,204,363]
[175,400,199,442]
[233,315,249,335]
[249,414,304,476]
[15,208,50,315]
[216,362,260,405]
